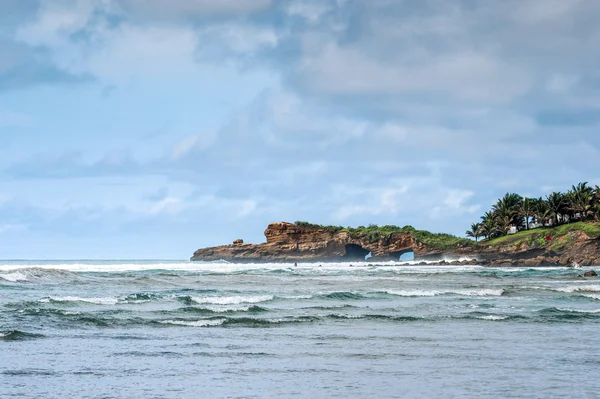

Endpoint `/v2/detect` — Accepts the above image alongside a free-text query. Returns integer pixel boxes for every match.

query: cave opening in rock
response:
[344,244,371,260]
[391,248,415,261]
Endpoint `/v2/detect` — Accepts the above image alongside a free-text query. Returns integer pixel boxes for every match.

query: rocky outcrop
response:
[191,221,600,265]
[191,222,451,262]
[474,230,600,266]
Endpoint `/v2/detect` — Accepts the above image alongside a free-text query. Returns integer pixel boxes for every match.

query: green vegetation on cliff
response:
[484,221,600,251]
[294,221,474,250]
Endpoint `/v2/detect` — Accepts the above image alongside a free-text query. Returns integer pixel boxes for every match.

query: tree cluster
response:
[466,182,600,241]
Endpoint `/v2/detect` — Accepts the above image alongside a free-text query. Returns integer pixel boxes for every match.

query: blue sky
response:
[1,0,600,259]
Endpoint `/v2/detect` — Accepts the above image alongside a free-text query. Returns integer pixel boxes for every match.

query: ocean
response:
[1,260,600,398]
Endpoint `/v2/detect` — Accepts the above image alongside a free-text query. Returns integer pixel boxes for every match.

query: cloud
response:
[0,39,91,91]
[237,199,257,218]
[295,38,529,102]
[171,135,200,160]
[149,197,181,214]
[118,0,273,19]
[2,0,600,257]
[2,149,141,179]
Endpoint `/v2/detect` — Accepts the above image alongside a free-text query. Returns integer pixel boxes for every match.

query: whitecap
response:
[476,315,508,321]
[160,319,225,327]
[581,294,600,301]
[455,289,506,296]
[386,290,438,297]
[39,296,119,305]
[555,308,600,314]
[188,295,273,305]
[200,305,253,313]
[385,289,504,297]
[0,272,28,282]
[278,295,313,300]
[555,285,600,293]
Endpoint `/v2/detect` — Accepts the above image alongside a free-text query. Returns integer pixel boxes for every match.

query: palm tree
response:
[495,208,513,235]
[492,193,523,234]
[521,197,535,230]
[533,197,551,227]
[592,185,600,221]
[479,212,497,239]
[567,182,594,221]
[466,222,481,242]
[546,192,566,226]
[470,182,600,236]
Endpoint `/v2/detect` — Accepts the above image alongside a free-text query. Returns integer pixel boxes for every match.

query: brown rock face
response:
[191,221,600,264]
[191,222,439,262]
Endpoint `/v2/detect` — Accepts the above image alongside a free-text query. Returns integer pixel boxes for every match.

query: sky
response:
[1,0,600,259]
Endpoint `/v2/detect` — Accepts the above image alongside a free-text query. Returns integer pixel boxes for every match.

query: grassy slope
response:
[484,221,600,252]
[293,221,474,251]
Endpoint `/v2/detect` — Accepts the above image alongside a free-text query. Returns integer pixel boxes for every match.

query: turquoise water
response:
[2,260,600,398]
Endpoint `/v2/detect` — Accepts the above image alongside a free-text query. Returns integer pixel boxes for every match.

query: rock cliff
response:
[475,229,600,266]
[191,222,466,262]
[191,221,600,266]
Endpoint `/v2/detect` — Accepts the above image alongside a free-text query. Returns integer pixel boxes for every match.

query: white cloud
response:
[333,187,410,220]
[298,38,530,102]
[286,1,330,23]
[0,223,28,234]
[546,74,579,92]
[237,199,257,218]
[149,197,181,214]
[197,24,279,56]
[16,0,95,48]
[171,135,199,160]
[84,25,198,80]
[443,190,475,210]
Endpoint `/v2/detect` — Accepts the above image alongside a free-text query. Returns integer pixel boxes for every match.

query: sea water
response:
[1,260,600,398]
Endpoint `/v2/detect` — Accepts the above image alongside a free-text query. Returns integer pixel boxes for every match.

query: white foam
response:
[190,295,273,305]
[0,272,28,282]
[555,285,600,293]
[201,305,254,313]
[0,261,486,274]
[581,294,600,301]
[386,289,505,297]
[39,296,119,305]
[279,295,313,299]
[556,308,600,314]
[160,319,225,327]
[386,290,438,297]
[476,315,508,321]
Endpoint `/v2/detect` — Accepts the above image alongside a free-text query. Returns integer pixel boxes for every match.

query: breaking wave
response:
[176,295,274,305]
[40,296,119,305]
[554,285,600,293]
[0,271,28,282]
[384,289,506,297]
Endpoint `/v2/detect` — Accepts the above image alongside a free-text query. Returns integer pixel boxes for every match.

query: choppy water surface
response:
[2,260,600,398]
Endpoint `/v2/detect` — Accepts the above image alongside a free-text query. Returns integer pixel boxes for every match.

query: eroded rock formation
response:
[191,221,600,265]
[192,222,458,262]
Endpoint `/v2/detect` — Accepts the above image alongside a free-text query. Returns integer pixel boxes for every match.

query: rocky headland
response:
[191,221,600,266]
